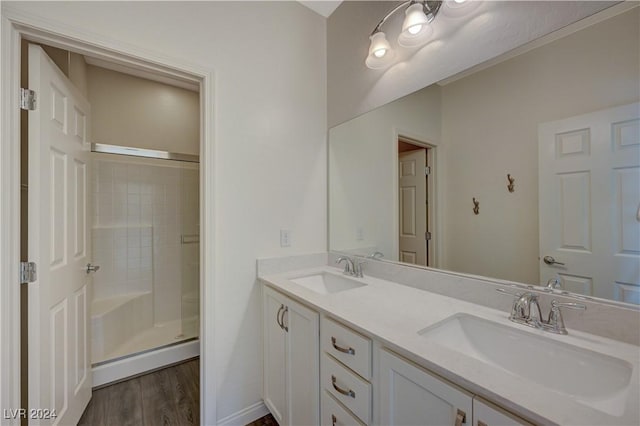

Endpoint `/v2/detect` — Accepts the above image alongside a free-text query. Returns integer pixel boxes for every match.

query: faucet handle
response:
[546,299,586,334]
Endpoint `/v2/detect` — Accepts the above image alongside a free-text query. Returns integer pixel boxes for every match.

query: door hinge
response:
[20,88,37,111]
[425,231,432,240]
[20,262,37,284]
[425,166,431,176]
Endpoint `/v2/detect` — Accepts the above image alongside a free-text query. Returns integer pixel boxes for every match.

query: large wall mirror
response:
[329,6,640,305]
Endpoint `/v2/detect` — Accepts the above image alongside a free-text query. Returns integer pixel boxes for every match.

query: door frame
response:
[392,128,440,268]
[0,9,216,425]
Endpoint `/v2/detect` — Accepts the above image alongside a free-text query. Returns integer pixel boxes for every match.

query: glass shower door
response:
[179,165,200,340]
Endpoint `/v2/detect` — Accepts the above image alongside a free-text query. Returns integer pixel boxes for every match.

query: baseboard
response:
[217,401,270,426]
[92,339,200,387]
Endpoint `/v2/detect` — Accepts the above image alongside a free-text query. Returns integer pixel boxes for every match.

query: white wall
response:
[329,84,441,259]
[3,1,327,422]
[87,65,200,155]
[440,7,640,285]
[327,1,613,126]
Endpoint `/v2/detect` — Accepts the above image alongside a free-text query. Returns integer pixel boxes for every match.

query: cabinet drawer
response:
[321,316,372,380]
[321,390,365,426]
[322,354,371,424]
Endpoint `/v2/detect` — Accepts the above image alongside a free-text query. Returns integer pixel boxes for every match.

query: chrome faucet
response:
[336,256,364,278]
[546,276,563,290]
[510,292,543,327]
[497,288,586,335]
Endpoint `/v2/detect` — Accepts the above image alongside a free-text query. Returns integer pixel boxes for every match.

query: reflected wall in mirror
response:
[329,6,640,304]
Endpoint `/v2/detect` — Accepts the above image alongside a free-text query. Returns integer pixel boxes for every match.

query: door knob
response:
[543,256,565,266]
[86,263,100,274]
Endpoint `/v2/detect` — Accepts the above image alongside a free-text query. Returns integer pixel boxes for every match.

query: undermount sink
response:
[289,272,366,294]
[419,314,633,416]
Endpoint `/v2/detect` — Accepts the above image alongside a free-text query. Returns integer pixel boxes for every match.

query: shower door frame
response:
[0,9,216,425]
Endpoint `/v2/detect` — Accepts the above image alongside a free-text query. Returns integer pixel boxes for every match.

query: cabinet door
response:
[286,297,320,426]
[473,398,533,426]
[263,287,287,425]
[379,349,473,426]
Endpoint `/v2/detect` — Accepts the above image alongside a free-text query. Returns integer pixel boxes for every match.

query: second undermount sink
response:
[419,314,634,416]
[289,272,366,295]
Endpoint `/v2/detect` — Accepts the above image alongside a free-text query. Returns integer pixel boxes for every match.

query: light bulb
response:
[454,0,466,3]
[398,3,432,48]
[366,32,395,69]
[408,24,422,35]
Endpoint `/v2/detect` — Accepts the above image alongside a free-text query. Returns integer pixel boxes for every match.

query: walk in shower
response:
[90,144,199,365]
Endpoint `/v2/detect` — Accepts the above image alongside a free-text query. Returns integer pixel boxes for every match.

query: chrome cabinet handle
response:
[331,414,337,426]
[331,375,355,398]
[282,306,288,332]
[86,263,100,274]
[331,337,355,355]
[454,408,466,426]
[543,255,565,266]
[276,304,284,329]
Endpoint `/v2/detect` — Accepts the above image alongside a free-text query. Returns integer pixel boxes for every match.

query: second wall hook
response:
[507,174,515,193]
[472,197,480,215]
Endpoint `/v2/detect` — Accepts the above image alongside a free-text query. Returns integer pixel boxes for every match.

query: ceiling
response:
[298,1,343,17]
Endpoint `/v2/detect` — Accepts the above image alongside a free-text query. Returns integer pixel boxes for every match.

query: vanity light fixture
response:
[366,0,448,69]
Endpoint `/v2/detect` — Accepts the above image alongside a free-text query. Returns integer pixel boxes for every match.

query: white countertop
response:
[259,266,640,426]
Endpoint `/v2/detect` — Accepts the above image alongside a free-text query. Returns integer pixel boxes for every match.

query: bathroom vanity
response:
[259,260,639,426]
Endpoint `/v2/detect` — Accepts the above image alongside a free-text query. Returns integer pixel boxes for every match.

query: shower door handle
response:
[86,263,100,274]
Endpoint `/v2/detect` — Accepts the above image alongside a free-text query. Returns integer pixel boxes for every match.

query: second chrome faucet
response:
[497,288,586,335]
[336,256,364,278]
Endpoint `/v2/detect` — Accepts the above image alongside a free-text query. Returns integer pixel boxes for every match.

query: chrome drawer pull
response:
[276,305,284,330]
[331,337,355,355]
[454,408,466,426]
[331,375,355,398]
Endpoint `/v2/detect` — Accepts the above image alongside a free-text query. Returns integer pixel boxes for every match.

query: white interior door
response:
[399,149,427,265]
[28,44,92,425]
[539,103,640,303]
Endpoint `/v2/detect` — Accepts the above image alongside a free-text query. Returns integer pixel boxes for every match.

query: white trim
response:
[92,341,200,388]
[0,14,22,425]
[0,7,216,425]
[217,401,270,426]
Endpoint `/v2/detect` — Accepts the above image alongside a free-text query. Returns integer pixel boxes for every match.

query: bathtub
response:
[91,291,153,364]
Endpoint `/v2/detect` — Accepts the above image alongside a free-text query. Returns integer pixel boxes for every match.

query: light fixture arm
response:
[371,0,413,35]
[370,1,442,36]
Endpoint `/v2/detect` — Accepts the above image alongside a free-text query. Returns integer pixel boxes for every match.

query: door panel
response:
[286,298,319,426]
[28,44,92,425]
[379,349,472,426]
[263,287,286,425]
[538,103,640,302]
[399,149,427,266]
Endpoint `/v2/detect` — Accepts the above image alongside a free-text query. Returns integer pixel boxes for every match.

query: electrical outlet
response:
[280,229,291,247]
[356,227,364,241]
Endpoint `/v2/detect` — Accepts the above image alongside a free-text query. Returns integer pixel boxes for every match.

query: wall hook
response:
[472,197,480,215]
[507,174,515,193]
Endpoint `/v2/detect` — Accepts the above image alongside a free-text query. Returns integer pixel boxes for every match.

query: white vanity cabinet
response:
[379,349,531,426]
[473,398,533,426]
[263,286,320,426]
[379,348,473,426]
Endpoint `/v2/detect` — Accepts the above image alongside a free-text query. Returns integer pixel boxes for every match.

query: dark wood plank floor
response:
[78,358,199,426]
[246,413,277,426]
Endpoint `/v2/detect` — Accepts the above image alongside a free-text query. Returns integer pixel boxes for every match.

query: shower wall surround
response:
[91,157,199,324]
